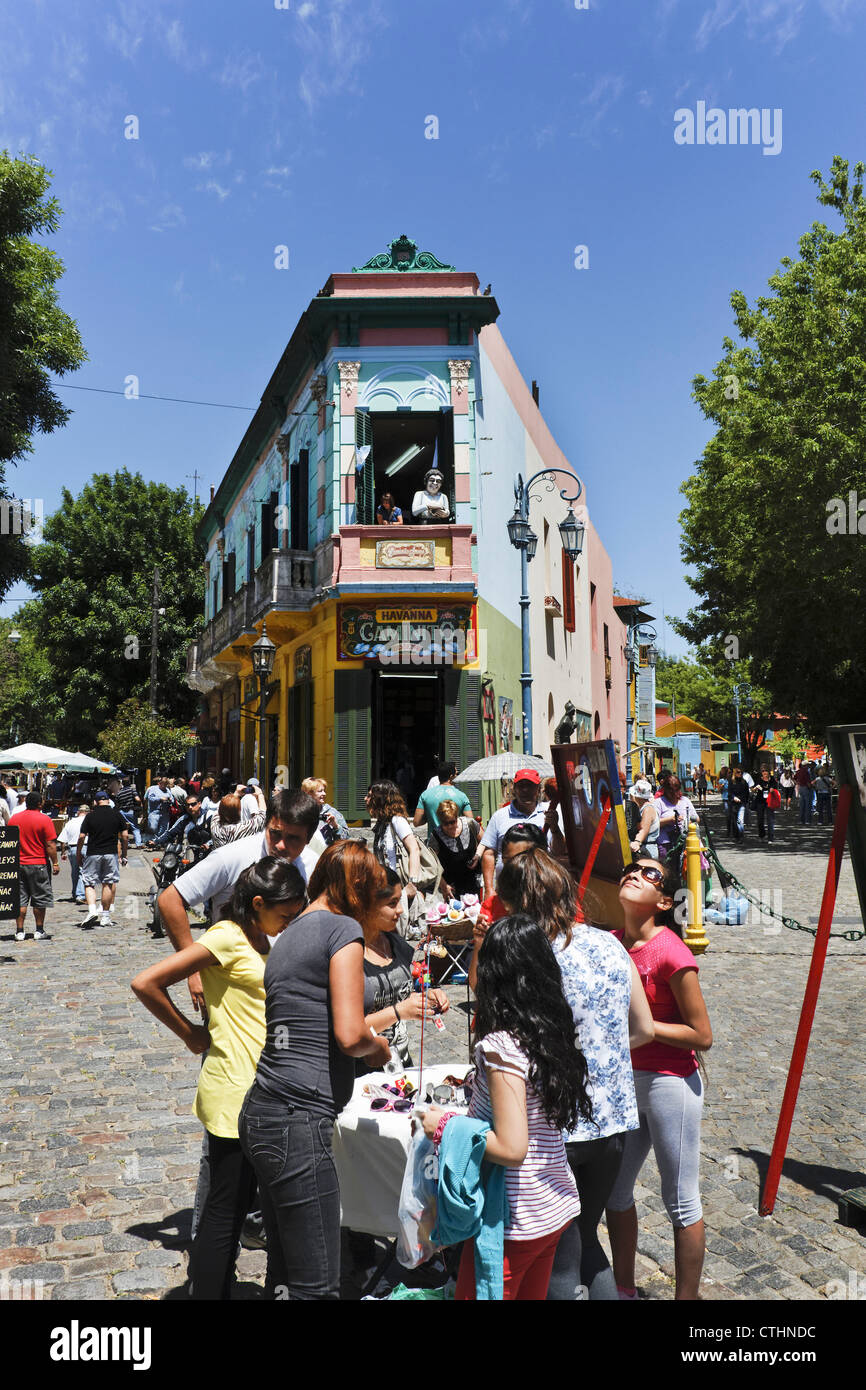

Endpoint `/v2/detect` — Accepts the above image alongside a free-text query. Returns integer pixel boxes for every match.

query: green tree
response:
[98,698,197,771]
[0,153,86,597]
[655,653,774,771]
[676,157,866,730]
[26,470,205,749]
[0,614,63,746]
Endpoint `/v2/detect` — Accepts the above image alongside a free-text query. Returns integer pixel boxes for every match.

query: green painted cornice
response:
[352,234,455,273]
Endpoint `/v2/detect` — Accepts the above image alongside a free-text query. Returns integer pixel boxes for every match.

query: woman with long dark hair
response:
[238,841,391,1299]
[422,915,592,1300]
[131,857,308,1299]
[493,847,654,1301]
[605,857,713,1301]
[366,780,424,925]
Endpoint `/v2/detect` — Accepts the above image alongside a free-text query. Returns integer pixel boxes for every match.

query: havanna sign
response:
[338,603,476,665]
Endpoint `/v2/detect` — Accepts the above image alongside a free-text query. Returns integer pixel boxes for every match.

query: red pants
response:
[455,1225,567,1301]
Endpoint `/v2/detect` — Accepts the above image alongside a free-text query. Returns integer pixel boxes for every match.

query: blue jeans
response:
[238,1086,340,1300]
[67,849,85,901]
[798,791,812,824]
[816,793,832,825]
[147,807,169,837]
[120,809,142,846]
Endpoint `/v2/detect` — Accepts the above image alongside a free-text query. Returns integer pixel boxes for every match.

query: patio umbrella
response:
[453,752,555,783]
[0,743,117,774]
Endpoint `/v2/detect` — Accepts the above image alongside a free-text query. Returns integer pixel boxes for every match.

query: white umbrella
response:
[454,752,555,783]
[0,743,117,774]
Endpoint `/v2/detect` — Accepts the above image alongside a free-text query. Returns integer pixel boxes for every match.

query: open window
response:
[354,407,454,525]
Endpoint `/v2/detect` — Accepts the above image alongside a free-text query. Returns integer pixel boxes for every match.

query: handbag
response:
[391,823,443,895]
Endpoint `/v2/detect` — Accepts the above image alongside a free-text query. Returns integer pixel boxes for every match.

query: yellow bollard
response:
[684,822,709,957]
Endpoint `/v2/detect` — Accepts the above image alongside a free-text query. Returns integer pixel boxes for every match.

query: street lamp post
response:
[250,620,277,787]
[506,470,584,756]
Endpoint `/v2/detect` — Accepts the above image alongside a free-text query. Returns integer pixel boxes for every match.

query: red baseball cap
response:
[513,768,541,785]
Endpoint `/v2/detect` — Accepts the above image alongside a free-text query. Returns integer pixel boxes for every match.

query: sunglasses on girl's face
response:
[620,862,665,887]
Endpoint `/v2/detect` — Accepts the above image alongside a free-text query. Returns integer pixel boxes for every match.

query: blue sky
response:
[3,0,865,655]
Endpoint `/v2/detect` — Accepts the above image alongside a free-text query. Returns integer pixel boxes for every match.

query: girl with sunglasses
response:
[131,857,308,1300]
[423,915,593,1300]
[605,857,713,1301]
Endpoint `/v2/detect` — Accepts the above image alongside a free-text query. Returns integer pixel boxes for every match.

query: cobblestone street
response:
[1,797,864,1301]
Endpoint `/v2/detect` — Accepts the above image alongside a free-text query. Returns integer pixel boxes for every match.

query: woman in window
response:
[375,492,403,525]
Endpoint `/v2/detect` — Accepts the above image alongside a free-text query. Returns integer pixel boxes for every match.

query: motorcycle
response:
[147,837,210,938]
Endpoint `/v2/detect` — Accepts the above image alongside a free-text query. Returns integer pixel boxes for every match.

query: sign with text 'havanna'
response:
[337,603,477,665]
[0,826,21,919]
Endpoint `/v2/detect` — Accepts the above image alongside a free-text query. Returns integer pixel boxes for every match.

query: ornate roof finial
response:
[352,235,456,273]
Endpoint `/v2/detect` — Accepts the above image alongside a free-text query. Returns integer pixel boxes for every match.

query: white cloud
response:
[197,180,231,201]
[150,202,186,232]
[637,89,653,107]
[184,152,217,170]
[218,52,266,93]
[106,15,145,61]
[295,0,388,114]
[693,0,811,52]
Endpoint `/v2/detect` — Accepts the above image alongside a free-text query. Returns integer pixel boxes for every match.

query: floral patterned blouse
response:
[554,926,639,1143]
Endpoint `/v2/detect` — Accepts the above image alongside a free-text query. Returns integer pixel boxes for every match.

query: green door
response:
[443,669,482,816]
[334,669,372,821]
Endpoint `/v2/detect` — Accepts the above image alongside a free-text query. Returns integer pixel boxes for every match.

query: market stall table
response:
[334,1064,467,1239]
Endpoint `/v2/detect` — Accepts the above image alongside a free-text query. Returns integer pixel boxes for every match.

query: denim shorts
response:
[81,853,120,886]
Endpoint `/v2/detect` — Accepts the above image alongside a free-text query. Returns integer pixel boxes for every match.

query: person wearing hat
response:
[57,801,90,903]
[479,767,548,897]
[411,469,450,524]
[628,780,660,859]
[77,790,129,927]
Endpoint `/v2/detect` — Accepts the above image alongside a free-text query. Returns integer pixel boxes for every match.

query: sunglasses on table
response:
[370,1095,414,1113]
[620,862,665,887]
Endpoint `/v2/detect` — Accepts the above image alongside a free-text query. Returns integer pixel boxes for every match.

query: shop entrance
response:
[372,671,441,811]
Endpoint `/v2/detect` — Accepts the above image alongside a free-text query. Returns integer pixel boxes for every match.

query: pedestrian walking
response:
[150,791,207,850]
[412,761,472,831]
[10,791,60,940]
[655,774,698,863]
[795,762,813,825]
[238,843,392,1299]
[695,764,708,807]
[422,915,592,1301]
[718,766,730,819]
[77,790,129,927]
[627,779,661,859]
[727,769,749,840]
[605,857,713,1302]
[57,802,90,902]
[779,766,795,813]
[814,767,833,825]
[114,775,143,846]
[145,777,172,838]
[132,857,309,1299]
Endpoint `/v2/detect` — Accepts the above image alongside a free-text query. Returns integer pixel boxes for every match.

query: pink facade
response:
[587,521,628,753]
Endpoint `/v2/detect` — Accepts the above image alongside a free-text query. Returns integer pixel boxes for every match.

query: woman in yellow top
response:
[132,856,307,1300]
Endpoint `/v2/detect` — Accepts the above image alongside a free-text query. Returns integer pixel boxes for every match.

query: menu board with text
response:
[0,827,21,919]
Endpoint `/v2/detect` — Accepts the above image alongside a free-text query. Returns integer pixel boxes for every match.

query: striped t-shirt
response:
[468,1030,580,1241]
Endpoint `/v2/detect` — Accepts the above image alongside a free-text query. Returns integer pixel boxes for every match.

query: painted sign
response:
[375,540,435,569]
[551,739,630,884]
[826,724,866,924]
[337,603,476,665]
[294,645,312,682]
[0,826,21,919]
[499,697,513,752]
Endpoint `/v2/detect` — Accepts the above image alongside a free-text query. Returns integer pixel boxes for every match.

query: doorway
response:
[372,671,441,811]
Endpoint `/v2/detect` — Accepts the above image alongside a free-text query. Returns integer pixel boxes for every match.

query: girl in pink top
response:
[606,857,713,1301]
[423,915,592,1300]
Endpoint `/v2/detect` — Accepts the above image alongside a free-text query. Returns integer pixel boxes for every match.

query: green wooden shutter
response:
[354,408,374,525]
[335,669,372,820]
[287,682,314,785]
[443,670,482,815]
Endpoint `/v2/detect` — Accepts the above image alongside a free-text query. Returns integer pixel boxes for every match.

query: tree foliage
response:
[26,470,205,749]
[98,697,197,772]
[0,614,63,746]
[675,156,866,730]
[654,653,774,771]
[0,153,86,598]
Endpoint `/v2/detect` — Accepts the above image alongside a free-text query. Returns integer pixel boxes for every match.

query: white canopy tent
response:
[0,743,117,774]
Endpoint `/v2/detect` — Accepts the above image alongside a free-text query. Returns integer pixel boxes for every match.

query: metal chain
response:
[697,816,866,942]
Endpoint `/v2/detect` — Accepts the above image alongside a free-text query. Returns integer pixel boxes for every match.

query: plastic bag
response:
[396,1117,441,1269]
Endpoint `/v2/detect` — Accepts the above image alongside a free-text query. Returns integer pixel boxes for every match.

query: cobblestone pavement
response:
[1,799,864,1301]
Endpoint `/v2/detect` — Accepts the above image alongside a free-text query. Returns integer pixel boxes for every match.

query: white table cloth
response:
[334,1064,464,1237]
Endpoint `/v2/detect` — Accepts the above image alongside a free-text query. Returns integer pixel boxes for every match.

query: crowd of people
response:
[1,748,832,1300]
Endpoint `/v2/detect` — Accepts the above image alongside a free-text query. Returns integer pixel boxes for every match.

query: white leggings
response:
[606,1069,704,1228]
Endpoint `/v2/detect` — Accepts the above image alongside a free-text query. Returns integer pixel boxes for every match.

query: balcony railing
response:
[189,548,315,676]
